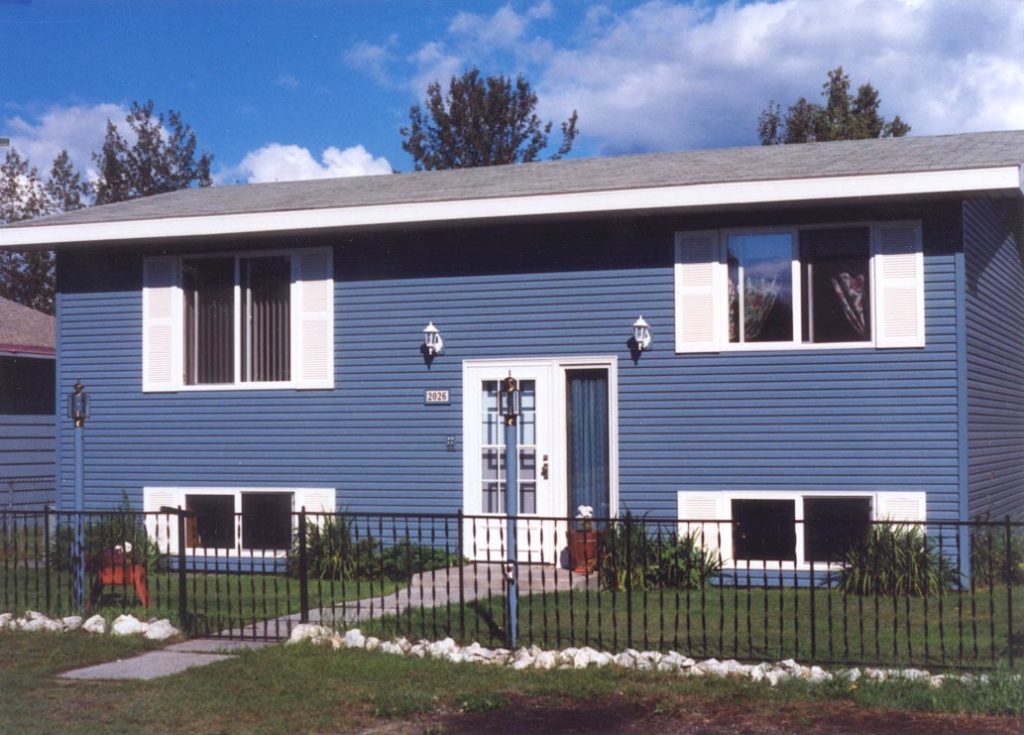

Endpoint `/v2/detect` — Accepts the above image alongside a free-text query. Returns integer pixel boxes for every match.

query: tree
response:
[400,68,579,171]
[93,100,213,204]
[758,66,910,145]
[0,149,51,312]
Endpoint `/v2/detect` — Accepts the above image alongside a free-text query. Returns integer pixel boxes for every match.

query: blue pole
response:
[504,401,519,649]
[72,421,85,613]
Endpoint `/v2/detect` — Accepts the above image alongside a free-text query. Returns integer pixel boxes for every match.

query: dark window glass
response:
[241,492,293,550]
[240,256,291,383]
[183,258,235,385]
[0,356,54,414]
[186,494,234,549]
[804,496,872,563]
[800,228,871,343]
[732,499,796,562]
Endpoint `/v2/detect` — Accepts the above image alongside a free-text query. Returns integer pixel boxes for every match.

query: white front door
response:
[463,361,559,563]
[462,357,619,565]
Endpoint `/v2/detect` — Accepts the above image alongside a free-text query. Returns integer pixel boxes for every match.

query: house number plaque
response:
[424,389,450,405]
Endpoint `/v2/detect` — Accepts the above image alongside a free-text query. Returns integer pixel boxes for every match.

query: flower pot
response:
[567,529,600,574]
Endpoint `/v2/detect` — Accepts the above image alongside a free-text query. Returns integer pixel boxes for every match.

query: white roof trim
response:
[3,165,1022,248]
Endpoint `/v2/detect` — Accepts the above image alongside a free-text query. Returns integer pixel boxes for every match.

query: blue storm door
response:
[565,369,611,522]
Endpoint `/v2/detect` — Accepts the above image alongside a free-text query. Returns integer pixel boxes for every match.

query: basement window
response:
[731,499,797,562]
[804,496,872,563]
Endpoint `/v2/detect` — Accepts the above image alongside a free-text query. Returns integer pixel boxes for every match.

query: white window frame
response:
[143,246,334,392]
[674,220,923,353]
[677,489,927,571]
[143,486,335,557]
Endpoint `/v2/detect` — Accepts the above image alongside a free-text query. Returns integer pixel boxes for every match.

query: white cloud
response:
[229,143,392,183]
[352,0,1024,155]
[345,37,398,86]
[4,102,127,181]
[536,0,1024,153]
[275,73,300,89]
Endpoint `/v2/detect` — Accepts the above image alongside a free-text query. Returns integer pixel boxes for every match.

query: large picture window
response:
[674,222,923,353]
[142,247,333,391]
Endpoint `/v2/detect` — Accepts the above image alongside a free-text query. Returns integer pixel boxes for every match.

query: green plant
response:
[969,522,1024,586]
[50,494,165,572]
[598,517,722,592]
[836,524,958,597]
[291,515,465,582]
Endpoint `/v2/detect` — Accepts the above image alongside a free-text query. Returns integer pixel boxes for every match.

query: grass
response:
[1,567,399,635]
[361,584,1024,670]
[0,631,1020,735]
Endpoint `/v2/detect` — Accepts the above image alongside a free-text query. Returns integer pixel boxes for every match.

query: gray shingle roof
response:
[0,297,55,354]
[7,130,1024,230]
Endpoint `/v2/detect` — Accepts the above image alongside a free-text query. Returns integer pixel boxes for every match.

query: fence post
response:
[176,508,187,633]
[298,507,309,624]
[625,512,633,650]
[457,509,466,640]
[43,506,51,613]
[1006,516,1015,670]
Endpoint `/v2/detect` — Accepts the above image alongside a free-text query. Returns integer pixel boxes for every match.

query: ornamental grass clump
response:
[50,494,164,572]
[836,523,958,597]
[598,517,722,592]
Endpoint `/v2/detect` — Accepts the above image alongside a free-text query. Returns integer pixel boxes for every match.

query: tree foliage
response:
[93,99,213,204]
[401,68,578,171]
[758,66,910,145]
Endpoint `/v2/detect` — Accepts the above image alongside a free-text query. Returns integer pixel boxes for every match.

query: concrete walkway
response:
[228,562,590,639]
[59,639,271,681]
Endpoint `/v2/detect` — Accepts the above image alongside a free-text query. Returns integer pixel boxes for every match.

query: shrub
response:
[291,515,464,582]
[836,524,958,597]
[50,494,165,572]
[598,517,722,592]
[970,523,1024,586]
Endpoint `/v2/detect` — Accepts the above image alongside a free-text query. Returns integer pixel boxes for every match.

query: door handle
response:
[541,455,549,480]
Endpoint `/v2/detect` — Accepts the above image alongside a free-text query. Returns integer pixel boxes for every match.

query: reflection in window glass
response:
[479,379,538,515]
[732,499,796,562]
[800,228,871,343]
[727,234,793,343]
[804,496,872,563]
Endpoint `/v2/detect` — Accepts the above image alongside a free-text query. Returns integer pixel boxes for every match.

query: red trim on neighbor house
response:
[0,343,55,357]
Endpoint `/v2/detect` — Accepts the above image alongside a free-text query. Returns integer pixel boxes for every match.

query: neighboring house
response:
[0,297,55,510]
[1,130,1023,570]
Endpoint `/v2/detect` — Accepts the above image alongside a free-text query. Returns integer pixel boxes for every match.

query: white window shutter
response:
[291,249,334,389]
[142,257,180,391]
[143,487,180,555]
[875,491,927,524]
[873,222,924,348]
[674,230,721,353]
[677,491,726,560]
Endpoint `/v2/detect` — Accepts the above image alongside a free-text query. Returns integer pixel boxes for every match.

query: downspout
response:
[955,201,971,578]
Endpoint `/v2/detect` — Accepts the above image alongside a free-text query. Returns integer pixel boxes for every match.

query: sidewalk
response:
[59,638,272,681]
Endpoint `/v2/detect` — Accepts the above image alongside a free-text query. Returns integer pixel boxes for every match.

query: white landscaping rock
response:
[62,616,83,631]
[82,614,106,634]
[343,628,366,649]
[365,636,381,651]
[286,623,332,645]
[111,614,148,636]
[143,619,179,641]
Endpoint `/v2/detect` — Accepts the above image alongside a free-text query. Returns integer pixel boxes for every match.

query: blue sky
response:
[2,0,1023,184]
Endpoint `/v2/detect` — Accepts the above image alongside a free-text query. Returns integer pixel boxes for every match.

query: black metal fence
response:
[1,509,1020,670]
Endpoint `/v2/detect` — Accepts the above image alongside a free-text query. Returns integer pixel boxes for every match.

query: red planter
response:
[567,529,600,574]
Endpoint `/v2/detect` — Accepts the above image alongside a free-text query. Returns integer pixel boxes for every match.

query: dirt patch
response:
[431,694,1023,735]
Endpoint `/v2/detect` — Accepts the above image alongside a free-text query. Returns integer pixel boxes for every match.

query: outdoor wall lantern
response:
[498,373,521,427]
[68,380,90,427]
[423,322,444,356]
[633,316,652,352]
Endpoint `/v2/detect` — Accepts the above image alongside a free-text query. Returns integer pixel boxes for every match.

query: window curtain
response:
[566,371,610,523]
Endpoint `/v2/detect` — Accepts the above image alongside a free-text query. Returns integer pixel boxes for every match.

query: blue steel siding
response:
[963,198,1024,521]
[56,207,963,520]
[0,414,55,509]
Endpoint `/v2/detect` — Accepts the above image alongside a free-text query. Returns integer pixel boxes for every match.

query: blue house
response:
[0,297,55,510]
[2,130,1023,570]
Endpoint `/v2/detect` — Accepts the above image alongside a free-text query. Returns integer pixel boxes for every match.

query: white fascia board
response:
[3,165,1022,249]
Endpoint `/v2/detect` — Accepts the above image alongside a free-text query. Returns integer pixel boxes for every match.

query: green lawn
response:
[1,568,398,635]
[362,584,1024,670]
[0,631,1021,735]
